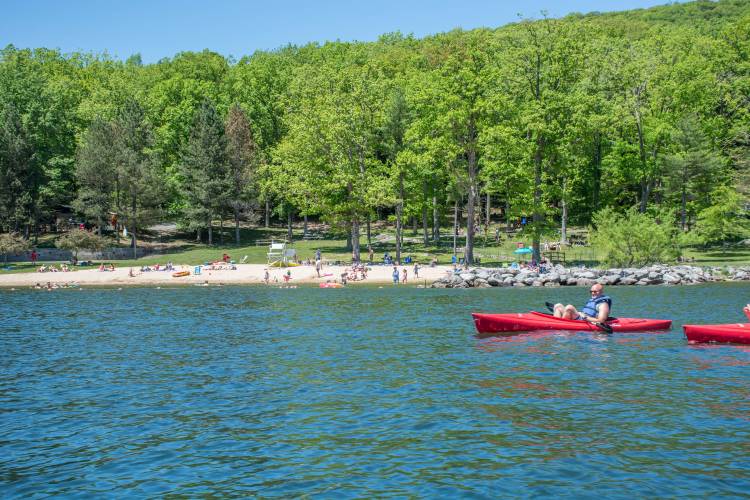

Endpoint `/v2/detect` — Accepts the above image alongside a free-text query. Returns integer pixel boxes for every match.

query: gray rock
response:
[663,273,681,285]
[619,277,638,285]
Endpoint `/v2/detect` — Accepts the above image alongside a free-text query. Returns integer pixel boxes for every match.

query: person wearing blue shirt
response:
[553,283,611,324]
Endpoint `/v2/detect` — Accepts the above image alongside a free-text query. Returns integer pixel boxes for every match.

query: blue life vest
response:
[581,295,612,318]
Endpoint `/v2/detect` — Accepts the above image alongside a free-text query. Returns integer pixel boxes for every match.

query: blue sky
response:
[2,0,678,63]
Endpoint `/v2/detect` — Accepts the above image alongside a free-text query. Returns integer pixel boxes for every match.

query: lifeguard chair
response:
[267,241,298,267]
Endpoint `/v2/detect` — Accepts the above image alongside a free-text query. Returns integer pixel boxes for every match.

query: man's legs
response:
[553,303,578,319]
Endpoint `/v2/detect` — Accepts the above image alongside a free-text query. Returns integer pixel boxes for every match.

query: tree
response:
[179,98,229,244]
[225,103,257,244]
[114,99,162,257]
[0,232,30,265]
[55,229,107,260]
[73,117,117,234]
[0,103,38,235]
[694,186,750,245]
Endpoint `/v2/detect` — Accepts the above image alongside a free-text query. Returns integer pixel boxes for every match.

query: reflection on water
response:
[1,283,750,496]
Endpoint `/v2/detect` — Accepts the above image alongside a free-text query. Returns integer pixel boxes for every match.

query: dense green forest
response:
[1,0,749,263]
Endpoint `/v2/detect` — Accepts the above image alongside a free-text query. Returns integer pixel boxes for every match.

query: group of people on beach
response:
[36,264,70,273]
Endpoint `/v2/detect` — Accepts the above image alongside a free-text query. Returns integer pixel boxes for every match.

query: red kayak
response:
[472,311,672,334]
[683,323,750,344]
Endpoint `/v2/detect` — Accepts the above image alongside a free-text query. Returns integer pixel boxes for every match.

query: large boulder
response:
[663,273,681,285]
[619,277,638,285]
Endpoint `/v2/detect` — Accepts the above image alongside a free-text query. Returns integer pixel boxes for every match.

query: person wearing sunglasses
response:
[553,283,612,324]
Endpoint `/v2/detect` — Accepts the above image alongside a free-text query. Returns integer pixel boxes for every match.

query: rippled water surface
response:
[2,283,750,497]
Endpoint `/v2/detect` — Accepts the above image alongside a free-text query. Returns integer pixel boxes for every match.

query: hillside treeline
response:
[0,0,749,262]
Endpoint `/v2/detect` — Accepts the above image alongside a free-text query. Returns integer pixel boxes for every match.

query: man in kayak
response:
[553,283,611,324]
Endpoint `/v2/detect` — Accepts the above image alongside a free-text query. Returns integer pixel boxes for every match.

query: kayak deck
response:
[683,323,750,344]
[472,311,672,334]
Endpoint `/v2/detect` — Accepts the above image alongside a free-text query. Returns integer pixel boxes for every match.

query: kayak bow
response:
[683,323,750,344]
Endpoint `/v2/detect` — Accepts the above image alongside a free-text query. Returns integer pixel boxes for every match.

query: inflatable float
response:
[319,282,343,288]
[172,271,190,278]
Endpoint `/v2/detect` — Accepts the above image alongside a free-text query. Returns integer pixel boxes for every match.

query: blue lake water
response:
[1,283,750,497]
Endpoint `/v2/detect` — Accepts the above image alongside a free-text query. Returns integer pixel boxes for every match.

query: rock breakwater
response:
[431,264,750,288]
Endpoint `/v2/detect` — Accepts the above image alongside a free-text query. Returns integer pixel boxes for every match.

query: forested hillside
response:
[1,0,749,263]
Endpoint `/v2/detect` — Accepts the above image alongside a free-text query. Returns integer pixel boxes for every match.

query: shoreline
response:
[0,263,449,289]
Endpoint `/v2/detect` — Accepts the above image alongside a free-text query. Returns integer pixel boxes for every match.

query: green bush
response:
[590,207,680,267]
[693,186,750,246]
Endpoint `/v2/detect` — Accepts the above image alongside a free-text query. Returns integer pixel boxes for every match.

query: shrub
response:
[590,207,680,267]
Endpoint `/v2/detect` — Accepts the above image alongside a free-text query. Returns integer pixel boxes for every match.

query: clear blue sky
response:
[2,0,678,63]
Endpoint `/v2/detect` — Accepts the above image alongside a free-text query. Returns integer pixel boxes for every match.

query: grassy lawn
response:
[4,224,750,274]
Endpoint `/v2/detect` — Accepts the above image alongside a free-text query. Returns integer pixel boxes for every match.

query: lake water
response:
[1,283,750,497]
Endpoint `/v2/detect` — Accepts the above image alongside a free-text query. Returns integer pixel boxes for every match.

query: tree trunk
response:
[196,229,201,243]
[303,215,308,238]
[505,198,511,232]
[412,216,417,236]
[346,222,352,251]
[396,174,404,265]
[366,215,371,248]
[207,214,213,246]
[265,199,270,228]
[287,208,293,241]
[235,208,241,245]
[219,216,224,245]
[561,178,568,246]
[465,144,477,264]
[432,195,440,244]
[485,192,491,227]
[453,199,458,257]
[681,180,687,231]
[532,135,544,263]
[422,202,429,245]
[132,226,137,259]
[351,219,360,262]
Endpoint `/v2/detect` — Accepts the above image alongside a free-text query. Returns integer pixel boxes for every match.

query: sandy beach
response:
[0,263,454,288]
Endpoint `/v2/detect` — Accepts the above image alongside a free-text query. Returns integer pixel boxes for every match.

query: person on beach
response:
[30,249,37,265]
[264,269,270,284]
[402,268,408,284]
[315,249,321,261]
[413,263,419,278]
[368,246,374,264]
[315,259,322,277]
[392,266,399,284]
[553,283,611,324]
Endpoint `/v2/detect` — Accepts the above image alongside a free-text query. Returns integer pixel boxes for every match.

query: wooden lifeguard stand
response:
[267,241,297,267]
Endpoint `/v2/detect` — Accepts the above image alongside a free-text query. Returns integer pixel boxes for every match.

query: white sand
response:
[0,263,455,288]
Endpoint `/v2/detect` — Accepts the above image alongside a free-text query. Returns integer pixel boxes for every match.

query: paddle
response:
[544,301,613,334]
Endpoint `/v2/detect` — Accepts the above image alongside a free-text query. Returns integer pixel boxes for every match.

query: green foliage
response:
[1,0,750,256]
[693,186,750,245]
[590,207,680,267]
[0,232,31,263]
[178,98,229,242]
[55,229,107,258]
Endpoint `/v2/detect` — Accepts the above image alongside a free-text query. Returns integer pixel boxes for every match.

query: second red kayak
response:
[472,311,672,334]
[683,324,750,344]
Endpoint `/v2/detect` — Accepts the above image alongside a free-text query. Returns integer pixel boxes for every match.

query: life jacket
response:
[581,295,612,318]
